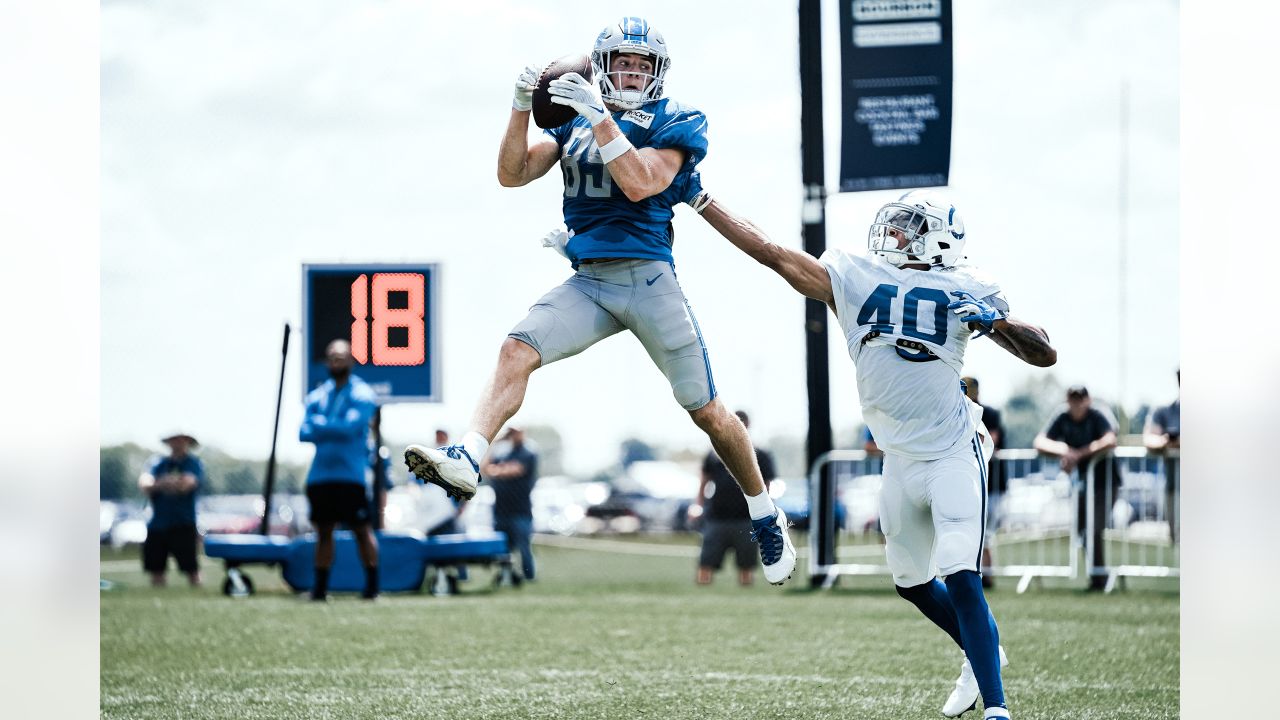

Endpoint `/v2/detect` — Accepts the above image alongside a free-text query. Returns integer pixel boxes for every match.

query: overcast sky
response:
[100,0,1179,474]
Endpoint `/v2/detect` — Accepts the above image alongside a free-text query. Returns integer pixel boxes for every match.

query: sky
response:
[100,0,1180,474]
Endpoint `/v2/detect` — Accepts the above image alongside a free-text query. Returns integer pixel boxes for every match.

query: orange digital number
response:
[350,274,369,364]
[370,273,425,366]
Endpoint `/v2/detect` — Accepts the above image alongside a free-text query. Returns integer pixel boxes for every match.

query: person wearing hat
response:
[480,425,539,583]
[1034,385,1119,590]
[137,431,204,587]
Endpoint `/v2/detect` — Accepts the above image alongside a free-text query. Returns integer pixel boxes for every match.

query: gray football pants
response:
[508,259,717,411]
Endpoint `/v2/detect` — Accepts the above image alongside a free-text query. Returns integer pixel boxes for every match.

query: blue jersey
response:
[145,454,203,530]
[544,98,708,266]
[300,375,378,486]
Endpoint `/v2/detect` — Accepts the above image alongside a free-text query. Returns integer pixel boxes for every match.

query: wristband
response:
[598,134,634,164]
[689,190,713,215]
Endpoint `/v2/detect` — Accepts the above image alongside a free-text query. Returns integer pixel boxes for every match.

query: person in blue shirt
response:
[480,426,539,583]
[301,339,381,600]
[137,431,204,587]
[404,16,795,585]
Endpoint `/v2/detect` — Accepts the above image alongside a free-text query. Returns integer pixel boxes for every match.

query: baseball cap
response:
[1066,385,1089,399]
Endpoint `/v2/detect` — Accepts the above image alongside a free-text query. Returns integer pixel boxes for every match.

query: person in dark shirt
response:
[1143,369,1180,543]
[1034,385,1118,590]
[693,411,777,586]
[137,431,204,587]
[962,377,1005,588]
[481,426,539,582]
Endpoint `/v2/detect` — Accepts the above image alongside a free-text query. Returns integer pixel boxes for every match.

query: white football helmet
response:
[867,190,966,268]
[591,17,670,110]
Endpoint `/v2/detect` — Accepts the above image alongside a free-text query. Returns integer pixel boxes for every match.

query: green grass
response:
[101,537,1178,719]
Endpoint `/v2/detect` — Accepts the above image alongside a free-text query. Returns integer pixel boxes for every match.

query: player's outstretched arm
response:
[988,317,1057,367]
[696,195,835,307]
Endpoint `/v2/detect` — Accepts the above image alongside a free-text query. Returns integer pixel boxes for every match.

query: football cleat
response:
[404,444,479,501]
[943,645,1009,717]
[750,508,796,585]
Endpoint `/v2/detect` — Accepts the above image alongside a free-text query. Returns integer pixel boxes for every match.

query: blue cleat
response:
[750,508,796,585]
[404,444,479,501]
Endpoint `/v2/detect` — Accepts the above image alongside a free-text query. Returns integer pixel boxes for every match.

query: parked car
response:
[108,503,150,548]
[586,461,700,533]
[197,494,308,537]
[532,475,610,536]
[769,477,850,532]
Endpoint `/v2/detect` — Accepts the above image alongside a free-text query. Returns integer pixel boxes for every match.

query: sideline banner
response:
[838,0,953,192]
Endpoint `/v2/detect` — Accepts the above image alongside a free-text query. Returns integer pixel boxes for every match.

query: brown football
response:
[532,54,594,129]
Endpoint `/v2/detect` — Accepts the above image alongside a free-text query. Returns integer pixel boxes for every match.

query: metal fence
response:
[1085,448,1180,591]
[807,447,1179,592]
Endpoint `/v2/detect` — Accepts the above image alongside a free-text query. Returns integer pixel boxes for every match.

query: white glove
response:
[513,64,540,112]
[547,72,608,126]
[540,227,573,259]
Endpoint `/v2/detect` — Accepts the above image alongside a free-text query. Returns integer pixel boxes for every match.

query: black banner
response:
[838,0,953,192]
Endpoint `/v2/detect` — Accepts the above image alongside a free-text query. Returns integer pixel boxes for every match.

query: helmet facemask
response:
[591,17,670,111]
[868,205,931,267]
[867,195,966,268]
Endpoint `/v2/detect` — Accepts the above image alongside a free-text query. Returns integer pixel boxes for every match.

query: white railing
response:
[807,447,1179,593]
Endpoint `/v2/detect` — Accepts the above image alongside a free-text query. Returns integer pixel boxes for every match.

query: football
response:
[532,54,594,129]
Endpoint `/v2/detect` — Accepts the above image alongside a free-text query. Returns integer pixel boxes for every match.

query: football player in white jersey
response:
[687,185,1056,720]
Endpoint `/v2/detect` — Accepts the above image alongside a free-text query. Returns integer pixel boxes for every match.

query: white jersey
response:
[820,249,1007,460]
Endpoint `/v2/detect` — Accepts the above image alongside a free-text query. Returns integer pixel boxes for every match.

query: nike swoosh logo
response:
[645,273,663,286]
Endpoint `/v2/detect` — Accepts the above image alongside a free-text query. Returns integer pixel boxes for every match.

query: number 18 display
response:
[302,263,441,402]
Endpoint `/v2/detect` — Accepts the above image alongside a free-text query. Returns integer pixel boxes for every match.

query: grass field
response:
[100,535,1178,719]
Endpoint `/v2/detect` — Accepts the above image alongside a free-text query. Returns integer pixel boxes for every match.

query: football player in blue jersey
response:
[404,17,796,584]
[687,185,1057,720]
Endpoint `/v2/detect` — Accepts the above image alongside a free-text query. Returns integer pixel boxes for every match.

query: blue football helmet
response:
[591,17,670,110]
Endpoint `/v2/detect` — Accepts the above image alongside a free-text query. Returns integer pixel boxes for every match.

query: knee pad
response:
[935,525,981,577]
[886,541,932,587]
[673,379,711,411]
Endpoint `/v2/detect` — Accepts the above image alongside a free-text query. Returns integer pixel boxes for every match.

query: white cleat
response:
[404,444,479,501]
[942,645,1009,717]
[750,507,797,585]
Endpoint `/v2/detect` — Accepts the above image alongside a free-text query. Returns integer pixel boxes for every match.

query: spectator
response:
[1033,385,1118,591]
[961,376,1005,589]
[300,339,381,601]
[1143,369,1180,543]
[481,426,539,583]
[693,410,777,586]
[137,431,204,587]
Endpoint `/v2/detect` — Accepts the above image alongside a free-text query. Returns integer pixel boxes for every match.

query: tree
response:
[1001,373,1065,449]
[525,424,564,476]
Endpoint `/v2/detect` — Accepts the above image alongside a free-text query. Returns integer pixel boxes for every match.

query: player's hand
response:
[948,290,1002,336]
[513,64,540,112]
[548,72,608,125]
[540,226,573,258]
